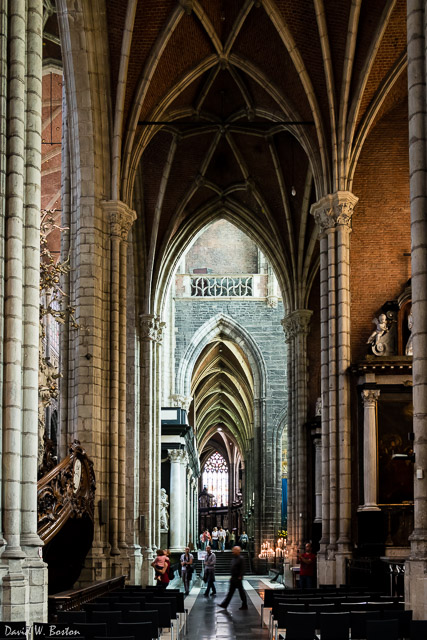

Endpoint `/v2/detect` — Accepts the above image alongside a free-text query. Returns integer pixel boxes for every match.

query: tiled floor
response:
[181,577,270,639]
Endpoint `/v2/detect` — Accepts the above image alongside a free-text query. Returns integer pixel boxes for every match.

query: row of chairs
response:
[272,613,427,640]
[263,589,397,631]
[272,610,413,640]
[54,586,187,640]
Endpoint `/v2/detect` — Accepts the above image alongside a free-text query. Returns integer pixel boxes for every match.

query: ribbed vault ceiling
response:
[192,338,254,460]
[46,1,408,314]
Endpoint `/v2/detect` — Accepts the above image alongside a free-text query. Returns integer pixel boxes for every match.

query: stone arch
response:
[176,312,268,404]
[153,203,293,320]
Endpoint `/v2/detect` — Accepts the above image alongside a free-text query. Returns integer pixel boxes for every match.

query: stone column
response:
[313,436,322,524]
[153,319,165,552]
[102,201,136,558]
[0,0,47,622]
[186,468,192,548]
[406,1,427,617]
[282,310,312,557]
[139,315,157,583]
[311,191,358,585]
[3,0,27,564]
[21,0,48,622]
[168,450,189,551]
[191,477,197,551]
[359,390,381,511]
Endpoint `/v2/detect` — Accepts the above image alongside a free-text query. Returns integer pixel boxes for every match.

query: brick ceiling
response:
[43,0,408,309]
[108,0,407,310]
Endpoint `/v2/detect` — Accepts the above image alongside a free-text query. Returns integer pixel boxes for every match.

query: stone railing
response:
[191,275,253,297]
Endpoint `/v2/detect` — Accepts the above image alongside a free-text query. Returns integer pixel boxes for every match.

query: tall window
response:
[203,452,229,506]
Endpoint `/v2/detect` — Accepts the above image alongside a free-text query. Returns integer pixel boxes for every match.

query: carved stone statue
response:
[405,311,413,356]
[367,311,397,356]
[160,488,169,532]
[315,397,322,417]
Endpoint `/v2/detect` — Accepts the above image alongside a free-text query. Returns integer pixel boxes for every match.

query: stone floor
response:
[180,576,270,640]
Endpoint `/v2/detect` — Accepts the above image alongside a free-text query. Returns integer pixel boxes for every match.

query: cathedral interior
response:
[2,0,427,630]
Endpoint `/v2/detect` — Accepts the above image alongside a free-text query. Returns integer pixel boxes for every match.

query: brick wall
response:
[350,99,411,362]
[184,220,259,275]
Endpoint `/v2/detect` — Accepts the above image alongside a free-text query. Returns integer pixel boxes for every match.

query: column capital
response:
[102,200,137,239]
[168,449,189,465]
[170,393,193,412]
[139,314,166,343]
[310,191,359,234]
[281,309,313,342]
[361,388,380,407]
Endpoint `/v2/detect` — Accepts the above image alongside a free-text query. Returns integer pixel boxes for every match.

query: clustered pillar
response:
[405,0,427,619]
[310,191,358,585]
[139,314,165,584]
[281,309,312,560]
[101,201,136,567]
[0,0,47,622]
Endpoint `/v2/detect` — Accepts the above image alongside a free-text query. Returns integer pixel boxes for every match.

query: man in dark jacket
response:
[218,546,248,610]
[203,545,217,596]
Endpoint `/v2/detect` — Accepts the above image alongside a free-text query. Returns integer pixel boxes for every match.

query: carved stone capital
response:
[168,449,189,465]
[139,314,166,343]
[334,192,359,227]
[310,191,359,234]
[361,389,380,407]
[170,393,193,412]
[102,200,137,240]
[281,309,313,343]
[139,314,157,342]
[156,319,166,345]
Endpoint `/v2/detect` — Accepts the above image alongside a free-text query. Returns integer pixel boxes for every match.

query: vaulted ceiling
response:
[49,0,408,312]
[191,338,254,461]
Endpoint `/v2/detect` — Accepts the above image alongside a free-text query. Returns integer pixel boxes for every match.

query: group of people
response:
[150,546,195,595]
[151,539,316,607]
[150,543,248,609]
[199,527,249,551]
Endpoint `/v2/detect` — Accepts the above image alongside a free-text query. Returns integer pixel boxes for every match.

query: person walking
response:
[218,546,248,610]
[203,545,217,597]
[218,527,226,551]
[229,530,236,547]
[211,526,219,550]
[225,529,230,549]
[180,546,194,596]
[239,531,248,549]
[151,549,170,589]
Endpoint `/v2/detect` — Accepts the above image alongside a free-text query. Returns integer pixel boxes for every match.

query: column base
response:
[22,555,48,624]
[335,551,352,586]
[357,505,381,512]
[405,558,427,619]
[1,568,29,622]
[317,554,336,585]
[141,547,155,586]
[127,545,143,585]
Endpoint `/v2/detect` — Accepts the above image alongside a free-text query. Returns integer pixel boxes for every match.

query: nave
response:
[182,577,269,640]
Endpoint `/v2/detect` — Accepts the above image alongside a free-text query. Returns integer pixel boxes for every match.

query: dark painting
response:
[377,392,413,505]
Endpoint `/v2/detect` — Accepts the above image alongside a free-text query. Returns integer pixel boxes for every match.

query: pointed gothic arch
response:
[176,312,268,403]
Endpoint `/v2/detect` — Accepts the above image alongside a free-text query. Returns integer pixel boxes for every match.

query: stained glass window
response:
[203,452,229,506]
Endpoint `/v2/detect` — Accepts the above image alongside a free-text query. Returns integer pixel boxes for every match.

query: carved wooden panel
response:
[37,440,96,544]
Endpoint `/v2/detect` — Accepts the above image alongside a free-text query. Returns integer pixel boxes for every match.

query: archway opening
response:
[162,218,287,556]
